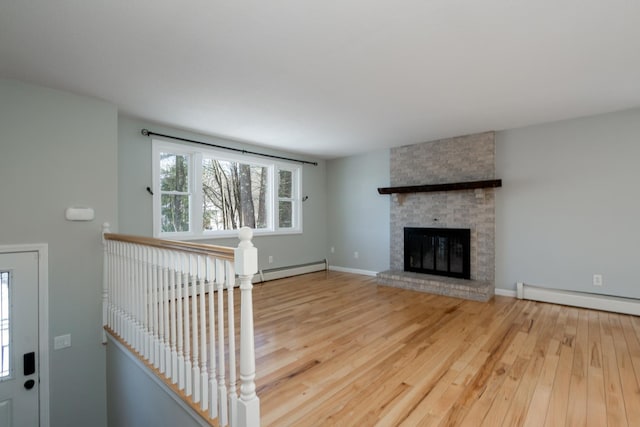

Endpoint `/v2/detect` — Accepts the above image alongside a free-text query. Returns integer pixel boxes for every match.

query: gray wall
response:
[326,149,390,272]
[0,80,117,427]
[495,108,640,298]
[107,337,204,427]
[118,115,328,271]
[326,107,640,300]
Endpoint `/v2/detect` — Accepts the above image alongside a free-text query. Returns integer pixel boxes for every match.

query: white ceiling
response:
[2,1,639,158]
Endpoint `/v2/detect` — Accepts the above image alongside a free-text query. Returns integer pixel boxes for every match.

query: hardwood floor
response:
[252,271,640,426]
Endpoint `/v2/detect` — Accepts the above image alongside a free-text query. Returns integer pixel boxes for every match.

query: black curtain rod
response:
[141,129,318,166]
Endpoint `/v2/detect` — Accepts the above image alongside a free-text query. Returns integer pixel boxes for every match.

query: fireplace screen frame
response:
[404,227,471,280]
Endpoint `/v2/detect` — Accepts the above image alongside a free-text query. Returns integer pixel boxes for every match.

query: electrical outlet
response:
[268,255,273,264]
[54,334,71,350]
[593,274,603,286]
[354,251,359,259]
[330,246,335,253]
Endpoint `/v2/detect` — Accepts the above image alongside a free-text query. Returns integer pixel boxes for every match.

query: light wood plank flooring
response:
[252,271,640,426]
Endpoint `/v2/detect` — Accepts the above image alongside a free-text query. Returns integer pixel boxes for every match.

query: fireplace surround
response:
[377,131,497,302]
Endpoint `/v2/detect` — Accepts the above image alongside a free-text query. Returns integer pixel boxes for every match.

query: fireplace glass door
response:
[404,228,470,279]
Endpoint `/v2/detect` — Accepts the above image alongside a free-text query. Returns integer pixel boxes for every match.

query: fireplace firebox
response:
[404,227,470,279]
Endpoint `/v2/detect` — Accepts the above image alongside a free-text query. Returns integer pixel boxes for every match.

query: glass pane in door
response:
[407,234,421,269]
[421,236,435,270]
[0,271,10,379]
[449,236,464,274]
[435,237,449,272]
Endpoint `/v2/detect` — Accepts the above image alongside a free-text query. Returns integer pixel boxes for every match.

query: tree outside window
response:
[160,153,190,233]
[202,159,268,231]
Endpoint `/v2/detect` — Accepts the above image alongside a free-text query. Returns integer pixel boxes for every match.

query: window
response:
[159,153,191,233]
[153,140,302,238]
[278,169,294,228]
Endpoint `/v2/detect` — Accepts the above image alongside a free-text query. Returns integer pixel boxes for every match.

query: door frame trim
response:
[0,244,49,427]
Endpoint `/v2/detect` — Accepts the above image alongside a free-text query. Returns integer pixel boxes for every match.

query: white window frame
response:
[152,139,302,239]
[276,166,300,229]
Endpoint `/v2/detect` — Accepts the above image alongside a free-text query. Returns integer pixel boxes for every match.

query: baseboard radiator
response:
[516,282,640,316]
[256,260,327,283]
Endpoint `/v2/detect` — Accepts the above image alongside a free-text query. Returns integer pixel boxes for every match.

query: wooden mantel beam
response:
[377,179,502,195]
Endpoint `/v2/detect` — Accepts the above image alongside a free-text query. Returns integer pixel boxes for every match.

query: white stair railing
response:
[102,224,260,427]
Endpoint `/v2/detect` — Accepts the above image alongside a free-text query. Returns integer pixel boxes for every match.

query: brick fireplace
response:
[377,131,497,302]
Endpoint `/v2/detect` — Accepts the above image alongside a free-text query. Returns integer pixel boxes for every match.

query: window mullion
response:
[269,165,277,231]
[290,167,300,230]
[192,153,203,236]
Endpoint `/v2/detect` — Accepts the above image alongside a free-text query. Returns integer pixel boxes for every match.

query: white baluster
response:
[101,224,110,343]
[200,256,209,411]
[208,256,218,419]
[115,242,120,334]
[159,250,167,374]
[136,245,144,354]
[153,249,160,369]
[113,241,118,334]
[176,252,185,390]
[132,244,138,348]
[111,241,116,333]
[170,251,178,384]
[107,241,113,333]
[126,243,133,346]
[192,254,201,403]
[143,245,151,361]
[121,242,127,339]
[164,251,172,377]
[132,245,138,350]
[226,261,238,427]
[122,242,127,339]
[111,241,118,336]
[164,251,171,376]
[116,242,123,338]
[183,253,192,396]
[216,258,228,426]
[133,244,139,348]
[112,242,118,336]
[118,243,124,340]
[235,227,260,427]
[110,240,116,333]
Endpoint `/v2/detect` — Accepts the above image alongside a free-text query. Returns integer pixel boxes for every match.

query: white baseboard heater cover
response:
[255,260,327,283]
[516,282,640,316]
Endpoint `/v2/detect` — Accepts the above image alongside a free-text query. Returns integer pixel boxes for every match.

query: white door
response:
[0,252,39,427]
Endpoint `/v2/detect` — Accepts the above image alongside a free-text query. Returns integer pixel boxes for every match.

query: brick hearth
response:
[377,270,493,302]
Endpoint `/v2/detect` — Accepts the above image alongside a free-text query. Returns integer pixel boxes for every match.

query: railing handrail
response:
[103,233,235,260]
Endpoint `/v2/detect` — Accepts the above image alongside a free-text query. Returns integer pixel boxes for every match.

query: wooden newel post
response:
[234,227,260,427]
[101,222,111,344]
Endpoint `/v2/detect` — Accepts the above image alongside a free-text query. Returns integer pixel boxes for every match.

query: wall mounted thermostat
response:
[65,207,95,221]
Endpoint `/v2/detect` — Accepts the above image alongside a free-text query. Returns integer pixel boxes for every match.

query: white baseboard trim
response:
[255,261,327,283]
[328,266,378,277]
[516,282,640,316]
[494,288,517,298]
[252,262,378,282]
